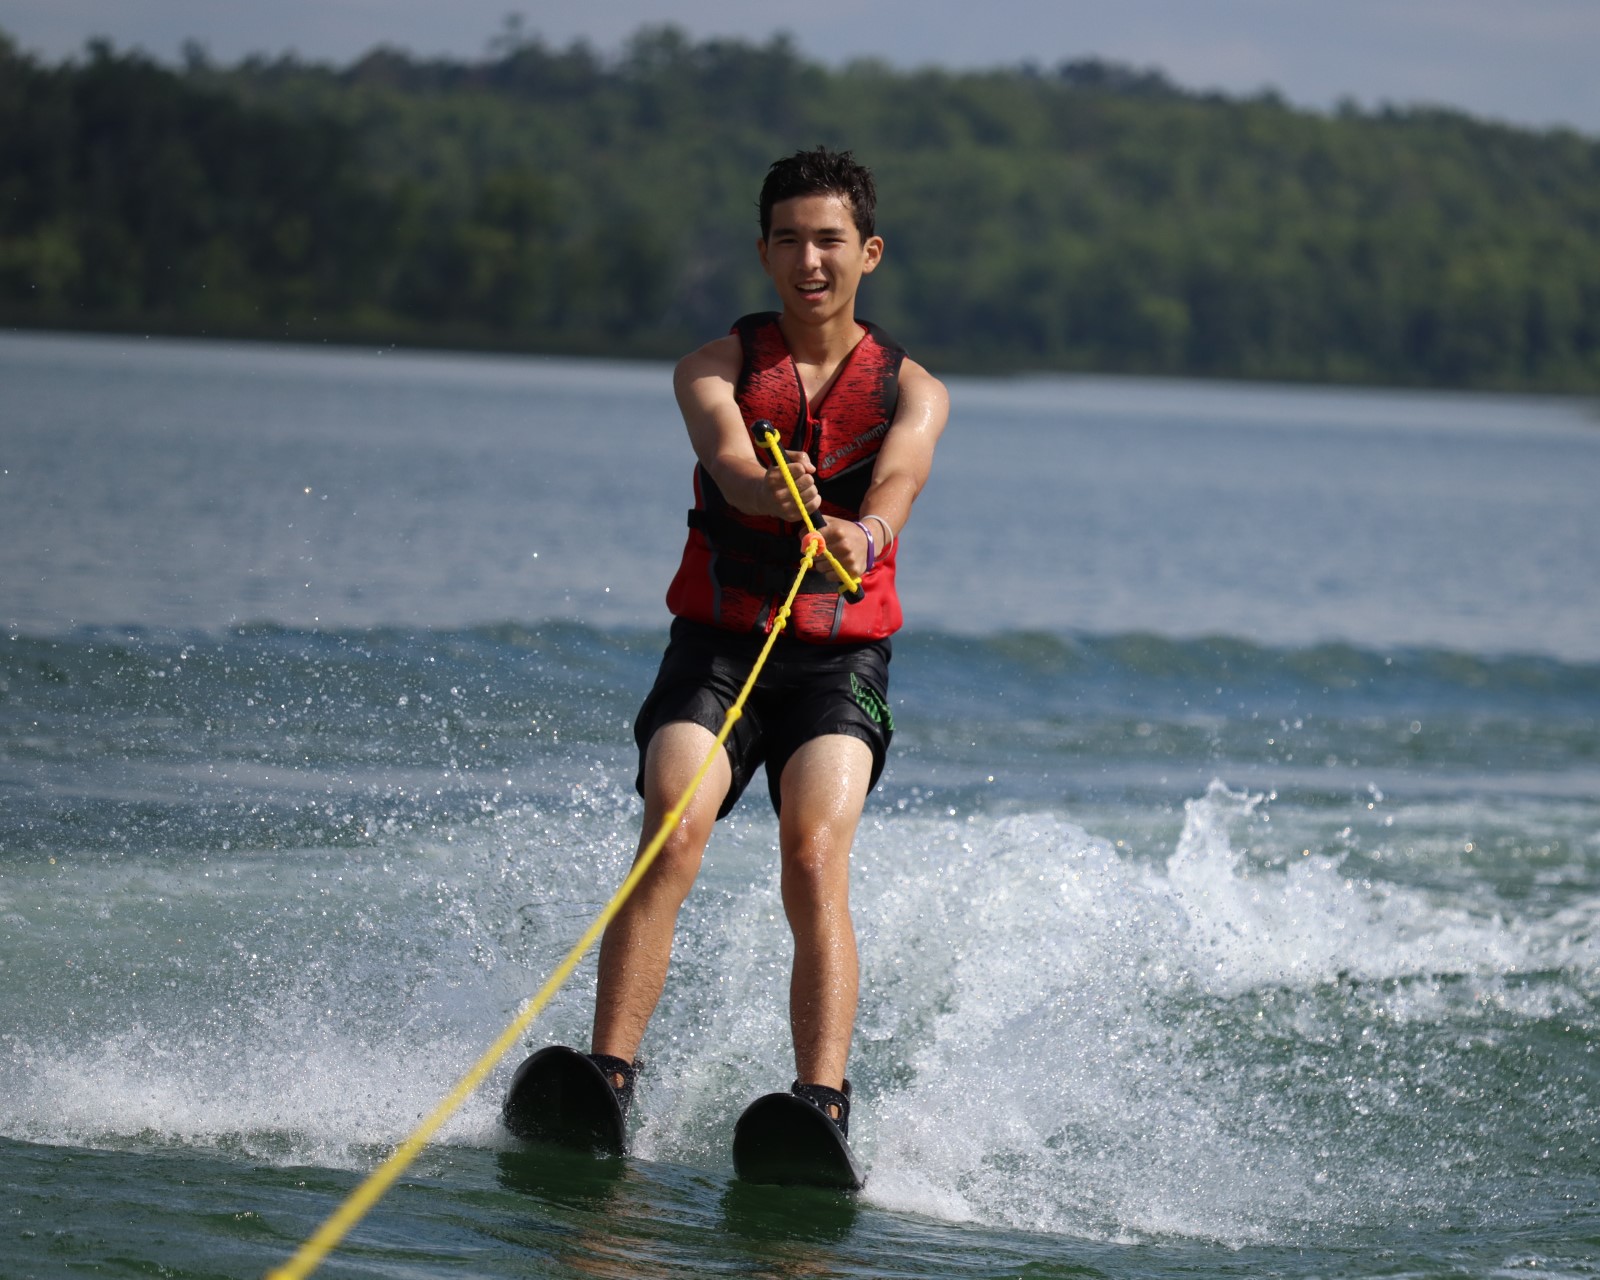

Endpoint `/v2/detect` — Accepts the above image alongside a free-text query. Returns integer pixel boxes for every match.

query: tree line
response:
[3,25,1598,390]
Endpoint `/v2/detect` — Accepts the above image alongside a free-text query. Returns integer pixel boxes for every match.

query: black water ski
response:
[502,1046,626,1157]
[732,1092,865,1190]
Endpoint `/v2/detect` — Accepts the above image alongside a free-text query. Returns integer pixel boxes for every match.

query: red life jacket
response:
[664,312,906,642]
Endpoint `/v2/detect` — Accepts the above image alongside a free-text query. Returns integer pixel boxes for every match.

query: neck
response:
[776,311,864,367]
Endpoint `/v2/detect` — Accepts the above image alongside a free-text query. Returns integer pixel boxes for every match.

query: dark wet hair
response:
[758,146,877,241]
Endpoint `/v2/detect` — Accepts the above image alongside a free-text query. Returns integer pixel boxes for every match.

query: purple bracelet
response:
[852,520,875,572]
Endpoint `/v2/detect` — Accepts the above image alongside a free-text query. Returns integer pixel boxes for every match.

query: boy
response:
[574,147,947,1142]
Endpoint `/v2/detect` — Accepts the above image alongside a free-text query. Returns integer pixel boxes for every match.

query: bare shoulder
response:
[899,357,949,404]
[674,335,748,445]
[674,334,742,390]
[894,357,951,439]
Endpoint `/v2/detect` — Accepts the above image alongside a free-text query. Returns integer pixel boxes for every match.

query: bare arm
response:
[673,336,818,521]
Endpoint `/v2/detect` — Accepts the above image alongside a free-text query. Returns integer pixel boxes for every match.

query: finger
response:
[769,480,808,521]
[787,470,818,503]
[770,472,806,515]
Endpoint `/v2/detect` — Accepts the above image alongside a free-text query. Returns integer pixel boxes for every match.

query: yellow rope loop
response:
[757,427,861,597]
[265,522,828,1280]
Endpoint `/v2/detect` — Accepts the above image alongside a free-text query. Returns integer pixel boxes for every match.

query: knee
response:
[780,829,847,913]
[641,823,705,900]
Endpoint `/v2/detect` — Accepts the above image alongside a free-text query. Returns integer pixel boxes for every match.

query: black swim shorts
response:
[633,617,895,818]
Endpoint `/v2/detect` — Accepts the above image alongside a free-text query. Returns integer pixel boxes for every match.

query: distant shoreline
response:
[4,28,1599,394]
[9,324,1599,417]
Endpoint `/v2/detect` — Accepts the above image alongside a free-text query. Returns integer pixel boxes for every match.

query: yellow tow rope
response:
[266,428,858,1280]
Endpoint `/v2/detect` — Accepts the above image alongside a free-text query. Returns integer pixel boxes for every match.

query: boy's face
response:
[758,193,883,325]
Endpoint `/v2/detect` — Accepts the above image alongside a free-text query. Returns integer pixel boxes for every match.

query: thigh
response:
[777,733,875,872]
[759,643,893,817]
[633,635,766,819]
[640,719,734,838]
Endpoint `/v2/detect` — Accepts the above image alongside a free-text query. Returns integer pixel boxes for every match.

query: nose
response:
[799,238,822,269]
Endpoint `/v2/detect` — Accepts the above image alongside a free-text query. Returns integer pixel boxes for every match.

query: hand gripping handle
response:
[751,420,864,603]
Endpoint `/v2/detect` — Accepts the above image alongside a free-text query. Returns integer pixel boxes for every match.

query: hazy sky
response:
[2,0,1596,136]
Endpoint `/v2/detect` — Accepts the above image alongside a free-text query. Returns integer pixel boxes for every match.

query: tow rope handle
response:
[751,419,864,603]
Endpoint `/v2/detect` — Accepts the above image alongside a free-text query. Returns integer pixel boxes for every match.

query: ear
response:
[757,235,772,275]
[861,235,884,274]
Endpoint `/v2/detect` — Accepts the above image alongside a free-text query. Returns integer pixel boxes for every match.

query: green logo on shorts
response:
[851,673,895,731]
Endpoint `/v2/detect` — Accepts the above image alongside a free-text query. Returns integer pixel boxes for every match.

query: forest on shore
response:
[3,24,1598,390]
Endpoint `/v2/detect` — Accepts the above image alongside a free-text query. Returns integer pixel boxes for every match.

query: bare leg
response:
[591,721,730,1063]
[778,733,874,1090]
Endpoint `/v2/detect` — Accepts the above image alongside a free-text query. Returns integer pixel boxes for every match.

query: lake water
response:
[2,330,1598,1279]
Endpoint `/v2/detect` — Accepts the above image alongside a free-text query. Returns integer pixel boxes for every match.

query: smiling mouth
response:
[797,282,829,296]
